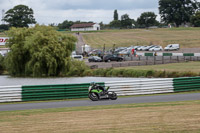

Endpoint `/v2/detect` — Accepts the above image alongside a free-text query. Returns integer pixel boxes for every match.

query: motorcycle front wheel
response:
[88,92,99,101]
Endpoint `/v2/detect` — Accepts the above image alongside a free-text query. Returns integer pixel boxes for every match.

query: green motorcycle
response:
[88,82,117,101]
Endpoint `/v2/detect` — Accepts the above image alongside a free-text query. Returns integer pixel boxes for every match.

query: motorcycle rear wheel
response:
[88,92,99,101]
[110,92,117,100]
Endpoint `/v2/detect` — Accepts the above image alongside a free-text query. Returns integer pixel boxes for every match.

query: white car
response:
[137,46,147,51]
[135,46,142,50]
[164,44,180,51]
[144,45,156,51]
[149,46,163,51]
[71,55,83,61]
[118,47,132,55]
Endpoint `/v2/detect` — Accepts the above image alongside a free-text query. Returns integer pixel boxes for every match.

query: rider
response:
[89,82,105,92]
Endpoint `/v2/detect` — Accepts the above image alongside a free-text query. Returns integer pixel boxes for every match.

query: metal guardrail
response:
[0,85,22,102]
[173,77,200,92]
[0,77,200,102]
[22,83,92,101]
[106,78,174,96]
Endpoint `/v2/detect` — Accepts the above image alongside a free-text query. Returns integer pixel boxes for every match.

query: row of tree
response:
[0,0,200,30]
[159,0,200,27]
[108,10,159,29]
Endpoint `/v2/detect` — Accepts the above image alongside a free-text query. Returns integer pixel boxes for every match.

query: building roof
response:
[70,23,95,28]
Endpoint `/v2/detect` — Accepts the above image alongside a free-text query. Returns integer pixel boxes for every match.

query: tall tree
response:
[5,25,77,76]
[121,14,133,28]
[0,24,9,31]
[3,5,36,27]
[137,12,159,28]
[159,0,200,27]
[114,10,119,20]
[109,20,121,28]
[58,20,74,29]
[191,11,200,27]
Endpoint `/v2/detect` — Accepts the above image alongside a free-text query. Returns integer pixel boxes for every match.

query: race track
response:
[0,93,200,111]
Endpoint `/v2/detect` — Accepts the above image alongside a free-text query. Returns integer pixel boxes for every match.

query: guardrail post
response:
[162,56,164,64]
[170,56,172,63]
[177,56,179,63]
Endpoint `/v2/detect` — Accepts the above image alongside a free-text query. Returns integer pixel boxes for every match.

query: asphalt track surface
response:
[0,93,200,111]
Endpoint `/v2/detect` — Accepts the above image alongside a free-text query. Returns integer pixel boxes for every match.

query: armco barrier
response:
[173,77,200,92]
[0,77,200,102]
[105,78,174,96]
[22,82,104,101]
[0,85,22,102]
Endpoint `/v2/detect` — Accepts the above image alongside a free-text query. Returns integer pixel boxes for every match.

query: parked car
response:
[114,47,127,54]
[118,47,132,55]
[71,55,83,61]
[149,46,163,51]
[164,44,180,51]
[144,45,156,51]
[134,46,142,50]
[103,54,123,62]
[137,46,147,51]
[88,56,102,62]
[88,49,103,56]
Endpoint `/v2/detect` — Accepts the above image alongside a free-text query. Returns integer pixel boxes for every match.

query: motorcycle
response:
[88,84,117,101]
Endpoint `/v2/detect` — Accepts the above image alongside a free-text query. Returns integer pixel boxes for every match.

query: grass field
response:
[0,100,200,133]
[116,61,200,73]
[82,27,200,49]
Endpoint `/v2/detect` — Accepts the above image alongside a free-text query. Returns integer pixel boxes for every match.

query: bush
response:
[111,69,124,77]
[90,68,199,78]
[146,70,155,77]
[83,69,93,76]
[66,60,90,77]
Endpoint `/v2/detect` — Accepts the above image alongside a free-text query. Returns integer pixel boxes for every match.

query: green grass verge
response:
[118,61,200,73]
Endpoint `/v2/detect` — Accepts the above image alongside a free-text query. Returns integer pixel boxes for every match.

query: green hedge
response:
[90,68,199,78]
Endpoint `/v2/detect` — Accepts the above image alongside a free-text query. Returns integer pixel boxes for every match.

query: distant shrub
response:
[90,68,199,78]
[111,69,124,77]
[93,68,105,76]
[83,69,93,76]
[179,71,198,77]
[146,70,155,77]
[66,60,89,76]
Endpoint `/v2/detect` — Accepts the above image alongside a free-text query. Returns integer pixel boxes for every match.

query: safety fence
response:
[106,77,200,96]
[0,77,200,102]
[112,56,200,68]
[136,53,200,57]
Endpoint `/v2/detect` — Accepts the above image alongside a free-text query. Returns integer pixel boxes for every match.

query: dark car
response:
[103,54,123,62]
[88,56,102,62]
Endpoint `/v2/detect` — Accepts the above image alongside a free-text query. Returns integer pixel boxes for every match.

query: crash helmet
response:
[90,82,96,86]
